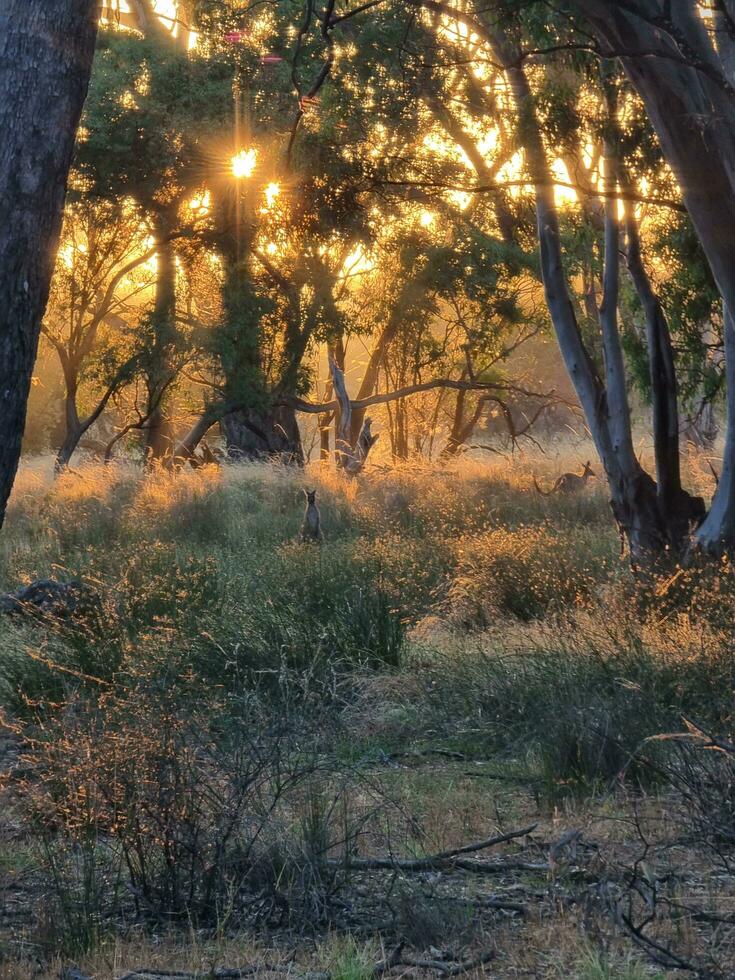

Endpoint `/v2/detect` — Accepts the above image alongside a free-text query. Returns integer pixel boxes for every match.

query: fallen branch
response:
[618,913,699,973]
[114,966,305,980]
[372,944,405,978]
[66,948,499,980]
[325,824,537,872]
[395,950,496,976]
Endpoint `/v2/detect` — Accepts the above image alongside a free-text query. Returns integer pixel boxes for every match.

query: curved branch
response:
[284,378,559,414]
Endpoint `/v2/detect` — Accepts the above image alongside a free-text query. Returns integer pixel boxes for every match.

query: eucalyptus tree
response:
[75,19,233,458]
[42,198,156,469]
[566,0,735,554]
[335,0,721,562]
[0,0,99,529]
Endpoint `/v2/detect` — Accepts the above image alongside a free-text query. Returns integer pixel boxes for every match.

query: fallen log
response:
[63,950,496,980]
[324,824,538,873]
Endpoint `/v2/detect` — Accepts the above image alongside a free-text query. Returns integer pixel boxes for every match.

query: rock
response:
[58,968,92,980]
[0,579,101,620]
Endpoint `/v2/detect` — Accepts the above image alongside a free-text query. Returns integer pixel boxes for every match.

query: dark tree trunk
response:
[145,209,177,461]
[391,398,409,461]
[54,354,125,471]
[349,276,426,446]
[221,404,304,464]
[0,0,99,528]
[443,382,469,458]
[56,385,83,472]
[441,375,491,458]
[621,191,704,542]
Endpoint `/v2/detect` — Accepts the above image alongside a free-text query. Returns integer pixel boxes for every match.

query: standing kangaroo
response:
[533,461,596,496]
[300,489,323,542]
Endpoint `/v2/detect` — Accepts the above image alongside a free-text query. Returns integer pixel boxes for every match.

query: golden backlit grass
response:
[0,446,732,976]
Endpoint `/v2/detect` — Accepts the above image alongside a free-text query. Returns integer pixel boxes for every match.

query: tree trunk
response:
[502,59,669,560]
[173,410,220,463]
[621,190,704,540]
[683,399,718,451]
[145,209,177,461]
[327,355,378,474]
[319,417,332,460]
[441,374,491,458]
[571,0,735,552]
[454,13,702,563]
[221,404,303,464]
[349,275,426,446]
[56,385,83,472]
[0,0,99,528]
[443,381,469,458]
[319,339,343,462]
[695,305,735,552]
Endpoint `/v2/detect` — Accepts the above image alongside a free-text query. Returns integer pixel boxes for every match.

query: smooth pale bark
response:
[696,305,735,550]
[503,69,606,451]
[447,11,704,561]
[318,339,343,461]
[502,60,668,558]
[622,196,682,500]
[572,0,735,550]
[599,133,634,478]
[572,3,735,311]
[330,352,354,467]
[0,0,99,528]
[328,355,378,474]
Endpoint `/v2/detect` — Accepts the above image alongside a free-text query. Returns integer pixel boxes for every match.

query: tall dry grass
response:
[1,446,733,966]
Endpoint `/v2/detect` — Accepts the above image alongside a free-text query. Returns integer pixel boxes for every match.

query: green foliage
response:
[79,30,233,205]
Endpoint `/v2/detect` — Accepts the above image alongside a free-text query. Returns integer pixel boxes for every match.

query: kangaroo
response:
[533,460,596,496]
[300,488,323,542]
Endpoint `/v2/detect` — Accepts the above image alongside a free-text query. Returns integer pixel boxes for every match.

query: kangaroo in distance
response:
[533,460,596,496]
[300,488,324,542]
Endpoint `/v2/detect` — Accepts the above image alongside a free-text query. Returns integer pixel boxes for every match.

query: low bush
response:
[416,606,735,799]
[14,674,393,951]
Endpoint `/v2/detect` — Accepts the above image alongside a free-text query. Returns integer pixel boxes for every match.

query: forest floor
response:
[0,446,733,979]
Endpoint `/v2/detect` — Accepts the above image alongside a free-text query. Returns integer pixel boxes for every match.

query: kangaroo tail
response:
[532,476,553,497]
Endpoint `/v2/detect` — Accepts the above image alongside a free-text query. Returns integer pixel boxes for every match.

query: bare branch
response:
[285,379,559,414]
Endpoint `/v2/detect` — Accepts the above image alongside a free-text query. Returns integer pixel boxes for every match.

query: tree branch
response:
[284,378,559,414]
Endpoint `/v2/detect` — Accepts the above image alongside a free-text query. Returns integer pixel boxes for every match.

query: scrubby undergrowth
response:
[1,450,733,977]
